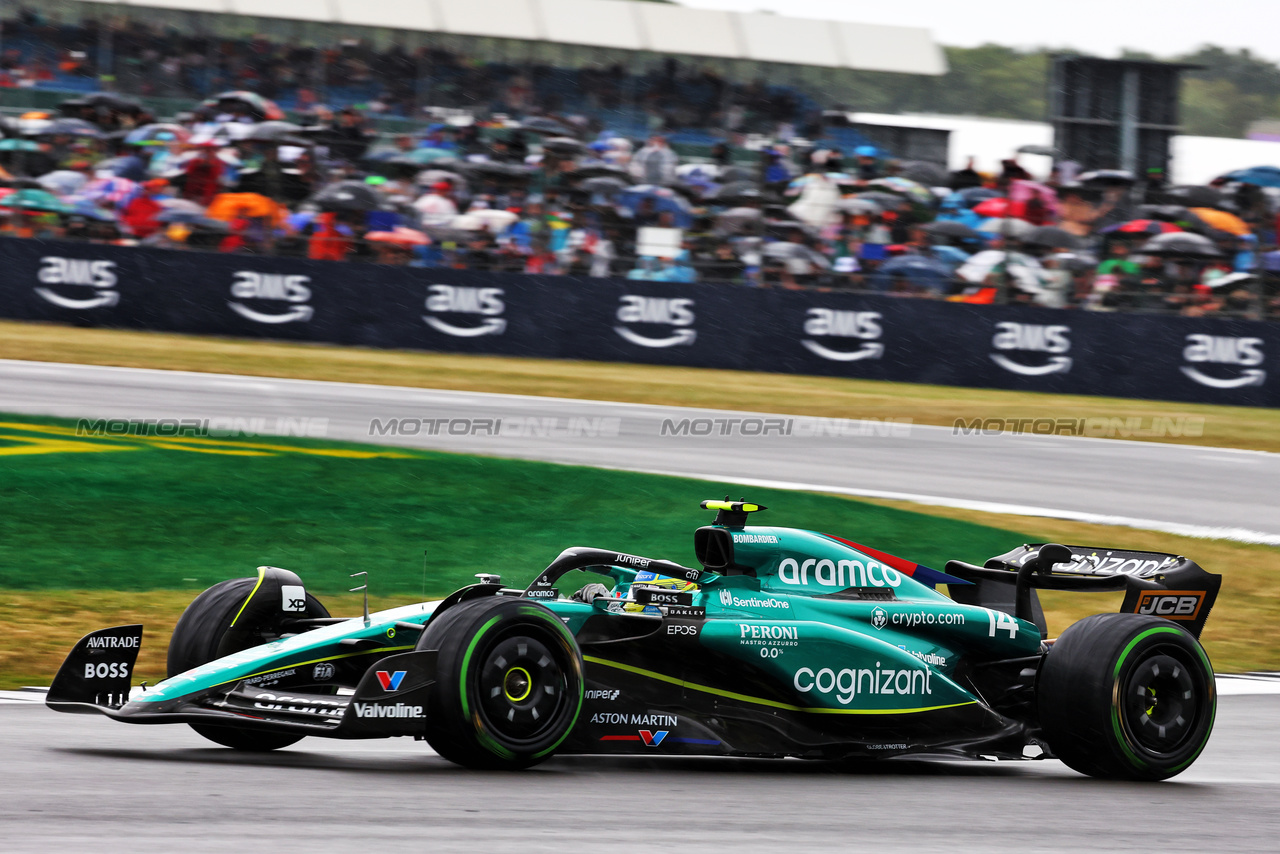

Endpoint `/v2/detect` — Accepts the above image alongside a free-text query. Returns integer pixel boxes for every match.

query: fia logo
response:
[639,730,669,746]
[719,589,734,606]
[375,670,407,692]
[313,663,336,681]
[871,606,888,631]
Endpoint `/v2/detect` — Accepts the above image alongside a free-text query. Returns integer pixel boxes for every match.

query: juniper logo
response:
[35,257,119,309]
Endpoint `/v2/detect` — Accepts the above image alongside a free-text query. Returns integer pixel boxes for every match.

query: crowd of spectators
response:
[1,9,1279,319]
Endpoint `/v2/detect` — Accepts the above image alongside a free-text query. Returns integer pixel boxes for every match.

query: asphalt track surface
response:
[2,359,1279,543]
[2,696,1280,853]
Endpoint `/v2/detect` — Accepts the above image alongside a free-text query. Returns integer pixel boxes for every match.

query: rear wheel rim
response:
[1120,648,1201,755]
[476,633,567,743]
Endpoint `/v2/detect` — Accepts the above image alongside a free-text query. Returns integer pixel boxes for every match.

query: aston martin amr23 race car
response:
[49,500,1222,780]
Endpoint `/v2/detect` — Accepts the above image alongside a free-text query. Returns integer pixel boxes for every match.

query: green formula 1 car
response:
[48,500,1221,780]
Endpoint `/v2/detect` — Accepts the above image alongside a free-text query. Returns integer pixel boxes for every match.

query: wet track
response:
[3,358,1279,850]
[3,696,1280,853]
[2,359,1279,542]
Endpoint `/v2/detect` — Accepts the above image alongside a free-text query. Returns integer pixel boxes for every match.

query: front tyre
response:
[417,597,584,770]
[168,577,330,751]
[1038,613,1216,781]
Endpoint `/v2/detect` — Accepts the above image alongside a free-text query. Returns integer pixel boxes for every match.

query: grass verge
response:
[3,320,1277,452]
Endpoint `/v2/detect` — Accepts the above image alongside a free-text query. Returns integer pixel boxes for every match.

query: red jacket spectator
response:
[119,179,169,239]
[183,147,225,206]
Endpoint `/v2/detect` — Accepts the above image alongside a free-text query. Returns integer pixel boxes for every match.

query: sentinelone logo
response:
[952,416,1205,439]
[660,416,911,438]
[370,417,621,438]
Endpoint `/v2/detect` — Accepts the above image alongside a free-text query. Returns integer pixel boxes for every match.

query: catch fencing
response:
[3,237,1277,407]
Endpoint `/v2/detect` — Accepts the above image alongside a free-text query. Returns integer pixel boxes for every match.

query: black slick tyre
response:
[417,597,584,770]
[1038,613,1216,781]
[167,577,329,751]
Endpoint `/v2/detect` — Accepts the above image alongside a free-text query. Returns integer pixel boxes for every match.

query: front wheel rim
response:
[476,634,567,743]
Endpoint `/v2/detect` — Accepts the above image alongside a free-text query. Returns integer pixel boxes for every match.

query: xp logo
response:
[228,271,313,324]
[313,663,336,681]
[990,322,1072,376]
[639,730,669,746]
[422,284,506,337]
[871,606,888,631]
[1135,590,1205,621]
[1181,334,1266,389]
[280,585,306,612]
[719,589,734,606]
[801,309,884,362]
[375,670,407,692]
[35,256,119,309]
[614,294,696,348]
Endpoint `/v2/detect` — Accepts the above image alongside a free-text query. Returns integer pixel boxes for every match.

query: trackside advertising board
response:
[3,237,1277,407]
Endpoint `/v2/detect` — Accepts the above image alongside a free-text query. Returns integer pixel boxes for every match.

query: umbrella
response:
[366,226,431,246]
[976,217,1036,239]
[82,177,140,205]
[201,91,285,121]
[243,121,307,144]
[206,192,283,222]
[309,181,382,212]
[579,176,629,195]
[930,245,972,268]
[1187,207,1251,236]
[0,139,41,153]
[707,180,767,206]
[36,170,89,196]
[125,123,191,147]
[1078,169,1137,186]
[762,241,832,271]
[397,147,459,166]
[540,136,586,156]
[838,197,883,216]
[0,188,70,213]
[1101,219,1183,236]
[1140,232,1223,258]
[619,185,694,227]
[1161,185,1231,210]
[417,169,469,192]
[453,209,518,232]
[714,207,763,232]
[571,165,629,181]
[2,176,47,190]
[460,161,530,180]
[1024,225,1081,249]
[923,220,981,240]
[973,197,1012,218]
[58,93,145,115]
[956,250,1048,292]
[955,187,1001,207]
[37,118,103,139]
[519,117,578,138]
[867,176,934,205]
[870,255,953,291]
[158,197,207,216]
[1220,166,1280,188]
[854,191,909,210]
[896,160,950,187]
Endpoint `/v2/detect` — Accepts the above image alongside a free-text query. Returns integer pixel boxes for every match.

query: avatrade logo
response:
[35,257,119,309]
[801,309,884,362]
[990,322,1072,376]
[422,284,506,337]
[1181,334,1266,389]
[639,730,669,746]
[228,271,313,324]
[375,670,406,691]
[614,295,696,348]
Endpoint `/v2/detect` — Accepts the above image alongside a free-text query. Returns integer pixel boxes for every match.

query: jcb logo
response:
[1135,591,1204,621]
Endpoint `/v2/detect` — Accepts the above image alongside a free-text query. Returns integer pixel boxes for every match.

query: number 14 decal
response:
[987,609,1019,639]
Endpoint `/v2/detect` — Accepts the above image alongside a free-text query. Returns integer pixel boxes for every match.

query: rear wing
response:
[945,544,1221,639]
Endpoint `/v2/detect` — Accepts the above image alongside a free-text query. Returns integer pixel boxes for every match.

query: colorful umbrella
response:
[366,227,431,246]
[0,188,71,213]
[1187,207,1251,236]
[973,197,1012,218]
[206,192,283,223]
[125,124,191,147]
[1102,219,1183,235]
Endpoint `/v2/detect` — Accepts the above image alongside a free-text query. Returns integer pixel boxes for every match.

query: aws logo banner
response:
[614,294,696,348]
[35,256,120,310]
[423,284,506,337]
[990,322,1072,376]
[1181,334,1266,389]
[228,271,314,324]
[801,309,884,362]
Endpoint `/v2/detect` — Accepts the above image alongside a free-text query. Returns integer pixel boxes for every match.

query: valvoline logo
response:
[375,670,406,692]
[639,730,669,746]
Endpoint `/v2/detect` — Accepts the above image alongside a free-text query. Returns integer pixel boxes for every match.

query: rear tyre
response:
[168,577,330,751]
[417,597,583,770]
[1038,613,1215,781]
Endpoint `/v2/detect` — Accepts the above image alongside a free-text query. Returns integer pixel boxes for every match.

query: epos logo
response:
[375,670,407,691]
[1135,591,1204,621]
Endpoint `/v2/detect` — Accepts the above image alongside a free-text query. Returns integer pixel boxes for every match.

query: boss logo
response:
[1135,590,1204,621]
[84,662,130,679]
